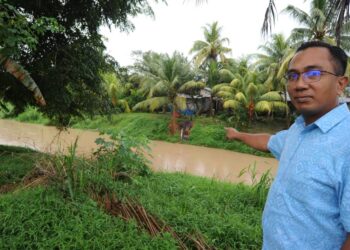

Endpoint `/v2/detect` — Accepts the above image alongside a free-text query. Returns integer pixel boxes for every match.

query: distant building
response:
[177,87,213,114]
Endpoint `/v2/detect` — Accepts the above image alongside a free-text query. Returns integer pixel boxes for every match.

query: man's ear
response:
[337,76,349,95]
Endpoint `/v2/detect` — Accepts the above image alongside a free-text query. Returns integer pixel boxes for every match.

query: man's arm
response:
[225,127,271,152]
[342,234,350,250]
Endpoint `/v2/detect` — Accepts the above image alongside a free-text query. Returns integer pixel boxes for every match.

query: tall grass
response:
[15,106,50,124]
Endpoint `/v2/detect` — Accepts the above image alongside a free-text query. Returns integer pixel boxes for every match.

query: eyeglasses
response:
[284,69,341,84]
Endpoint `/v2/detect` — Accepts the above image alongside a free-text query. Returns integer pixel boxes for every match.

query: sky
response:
[100,0,310,67]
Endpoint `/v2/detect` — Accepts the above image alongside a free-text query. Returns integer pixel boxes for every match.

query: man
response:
[225,41,350,249]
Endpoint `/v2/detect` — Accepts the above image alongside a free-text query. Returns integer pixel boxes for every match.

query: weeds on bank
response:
[238,163,273,207]
[0,132,272,249]
[0,146,41,187]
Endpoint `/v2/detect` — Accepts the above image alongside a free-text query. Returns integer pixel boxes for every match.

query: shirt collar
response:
[294,104,350,133]
[314,104,349,133]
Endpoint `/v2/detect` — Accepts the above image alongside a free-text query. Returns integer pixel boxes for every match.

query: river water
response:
[0,119,278,184]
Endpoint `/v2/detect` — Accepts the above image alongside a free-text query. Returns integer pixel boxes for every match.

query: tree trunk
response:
[283,87,290,127]
[169,103,179,135]
[0,53,46,106]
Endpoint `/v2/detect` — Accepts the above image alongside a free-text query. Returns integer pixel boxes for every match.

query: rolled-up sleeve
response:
[267,130,288,160]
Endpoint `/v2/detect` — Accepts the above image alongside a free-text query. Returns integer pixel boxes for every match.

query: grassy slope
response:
[0,145,41,186]
[0,146,266,249]
[72,113,272,157]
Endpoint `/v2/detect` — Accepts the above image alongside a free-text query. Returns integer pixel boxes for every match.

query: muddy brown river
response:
[0,119,278,184]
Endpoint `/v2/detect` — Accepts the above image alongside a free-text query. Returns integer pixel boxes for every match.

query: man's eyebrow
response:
[304,65,323,70]
[287,65,323,72]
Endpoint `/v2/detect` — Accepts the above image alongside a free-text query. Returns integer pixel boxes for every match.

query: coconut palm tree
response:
[254,33,294,114]
[283,0,350,49]
[132,51,196,134]
[213,69,261,122]
[262,0,350,46]
[255,91,289,119]
[190,21,231,69]
[102,72,131,113]
[254,34,297,125]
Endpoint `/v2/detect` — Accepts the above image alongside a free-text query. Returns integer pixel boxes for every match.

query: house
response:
[177,87,213,114]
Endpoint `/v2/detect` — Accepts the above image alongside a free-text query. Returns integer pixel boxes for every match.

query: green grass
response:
[15,106,50,125]
[72,113,272,157]
[0,187,177,249]
[0,145,41,186]
[112,173,266,249]
[0,145,269,249]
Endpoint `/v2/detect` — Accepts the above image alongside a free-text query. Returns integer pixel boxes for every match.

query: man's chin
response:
[296,107,317,117]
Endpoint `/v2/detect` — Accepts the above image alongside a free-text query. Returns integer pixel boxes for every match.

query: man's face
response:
[287,47,348,124]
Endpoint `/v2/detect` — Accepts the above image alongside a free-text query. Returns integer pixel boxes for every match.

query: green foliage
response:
[190,21,231,68]
[72,113,272,157]
[94,131,152,178]
[15,106,50,124]
[1,0,161,125]
[0,0,62,56]
[132,51,194,113]
[113,173,268,249]
[133,96,169,112]
[238,163,273,207]
[0,145,39,185]
[178,80,206,94]
[0,100,13,118]
[283,0,350,49]
[0,145,272,249]
[0,187,177,249]
[73,113,173,141]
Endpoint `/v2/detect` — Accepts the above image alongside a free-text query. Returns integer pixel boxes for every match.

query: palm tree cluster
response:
[101,0,350,131]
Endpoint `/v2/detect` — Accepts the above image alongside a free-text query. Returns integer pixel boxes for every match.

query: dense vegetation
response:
[0,139,270,249]
[72,113,279,157]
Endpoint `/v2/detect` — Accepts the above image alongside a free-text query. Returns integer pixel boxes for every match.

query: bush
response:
[15,106,50,124]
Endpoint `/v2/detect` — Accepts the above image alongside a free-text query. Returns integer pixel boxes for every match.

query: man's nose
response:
[294,75,309,89]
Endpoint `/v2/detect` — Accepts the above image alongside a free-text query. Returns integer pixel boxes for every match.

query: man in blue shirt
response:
[225,41,350,249]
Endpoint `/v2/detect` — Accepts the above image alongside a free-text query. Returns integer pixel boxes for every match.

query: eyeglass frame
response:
[284,69,342,84]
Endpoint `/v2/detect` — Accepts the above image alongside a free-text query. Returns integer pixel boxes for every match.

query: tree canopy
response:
[0,0,161,124]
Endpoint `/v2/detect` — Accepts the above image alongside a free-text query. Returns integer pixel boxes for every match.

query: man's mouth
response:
[294,96,312,103]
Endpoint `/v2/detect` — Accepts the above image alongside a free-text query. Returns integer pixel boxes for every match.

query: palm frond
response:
[230,79,241,89]
[178,80,206,93]
[216,90,234,99]
[223,99,240,110]
[174,96,187,111]
[219,69,235,82]
[235,92,247,104]
[260,91,283,101]
[261,0,277,37]
[271,101,289,113]
[255,100,272,113]
[282,5,312,27]
[117,99,131,113]
[246,82,258,98]
[276,52,295,79]
[212,83,229,94]
[132,97,169,112]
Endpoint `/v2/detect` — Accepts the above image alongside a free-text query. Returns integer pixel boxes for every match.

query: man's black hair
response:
[296,41,348,75]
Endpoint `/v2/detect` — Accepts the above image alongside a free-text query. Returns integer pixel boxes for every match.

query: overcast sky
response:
[100,0,309,67]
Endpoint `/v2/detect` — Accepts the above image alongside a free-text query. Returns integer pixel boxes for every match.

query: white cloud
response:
[101,0,309,66]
